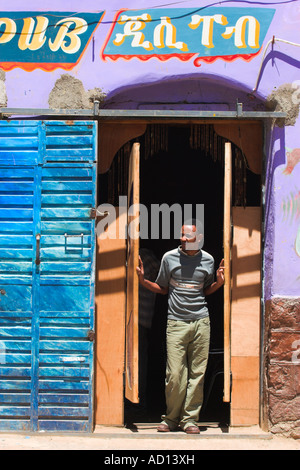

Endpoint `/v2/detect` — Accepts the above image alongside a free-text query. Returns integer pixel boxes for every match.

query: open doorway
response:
[97,122,261,427]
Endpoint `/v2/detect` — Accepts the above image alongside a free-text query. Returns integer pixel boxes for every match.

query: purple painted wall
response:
[1,0,300,299]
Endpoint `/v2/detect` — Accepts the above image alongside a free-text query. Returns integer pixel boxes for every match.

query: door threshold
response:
[93,423,272,439]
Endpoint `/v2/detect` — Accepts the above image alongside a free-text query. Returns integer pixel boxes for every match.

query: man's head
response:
[180,219,204,253]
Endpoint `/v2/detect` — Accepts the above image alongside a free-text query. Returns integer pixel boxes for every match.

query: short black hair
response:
[183,218,204,235]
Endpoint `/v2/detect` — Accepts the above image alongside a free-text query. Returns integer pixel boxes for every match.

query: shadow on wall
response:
[264,123,286,301]
[102,74,266,111]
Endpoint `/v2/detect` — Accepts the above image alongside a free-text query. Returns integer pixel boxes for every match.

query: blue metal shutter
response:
[0,121,39,432]
[0,121,97,433]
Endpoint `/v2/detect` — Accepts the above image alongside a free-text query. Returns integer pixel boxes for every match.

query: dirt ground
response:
[0,425,299,451]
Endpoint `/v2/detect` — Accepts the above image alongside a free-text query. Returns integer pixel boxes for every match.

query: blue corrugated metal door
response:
[0,120,97,432]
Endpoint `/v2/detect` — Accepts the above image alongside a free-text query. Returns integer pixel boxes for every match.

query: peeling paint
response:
[48,74,106,110]
[266,83,300,127]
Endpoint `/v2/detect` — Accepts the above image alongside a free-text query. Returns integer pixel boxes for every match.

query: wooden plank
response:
[0,394,31,404]
[39,341,90,352]
[0,137,38,149]
[0,407,31,417]
[223,142,232,403]
[0,368,31,377]
[42,194,92,205]
[0,341,32,351]
[0,420,31,431]
[39,354,89,364]
[0,327,32,337]
[45,149,94,157]
[39,318,89,326]
[0,222,34,233]
[41,207,92,219]
[0,249,33,259]
[0,261,32,272]
[41,221,92,233]
[39,275,90,283]
[38,420,88,432]
[125,143,140,404]
[46,124,94,133]
[0,285,32,311]
[98,122,147,174]
[0,354,31,364]
[0,195,34,205]
[42,166,93,177]
[230,207,261,426]
[0,311,33,317]
[39,381,89,391]
[95,208,126,425]
[0,235,33,246]
[41,181,93,191]
[39,327,90,338]
[0,182,34,191]
[214,122,263,174]
[0,380,31,390]
[39,394,89,405]
[39,285,90,312]
[0,209,33,219]
[0,151,38,162]
[0,168,34,177]
[38,407,89,418]
[40,234,92,246]
[0,126,37,135]
[40,247,91,260]
[39,310,90,317]
[39,367,89,378]
[46,135,93,147]
[40,262,91,273]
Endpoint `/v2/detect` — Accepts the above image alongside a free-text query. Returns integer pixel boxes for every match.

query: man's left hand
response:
[216,258,225,285]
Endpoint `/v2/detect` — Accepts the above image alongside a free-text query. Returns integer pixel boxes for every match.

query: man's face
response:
[180,225,202,252]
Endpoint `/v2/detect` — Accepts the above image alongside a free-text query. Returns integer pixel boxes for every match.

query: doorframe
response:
[95,115,271,429]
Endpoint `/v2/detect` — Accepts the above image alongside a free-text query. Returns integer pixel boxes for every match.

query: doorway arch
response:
[95,75,264,429]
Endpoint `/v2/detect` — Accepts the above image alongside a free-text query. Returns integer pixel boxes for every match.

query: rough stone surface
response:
[266,83,300,127]
[264,297,300,439]
[0,70,7,107]
[48,74,106,109]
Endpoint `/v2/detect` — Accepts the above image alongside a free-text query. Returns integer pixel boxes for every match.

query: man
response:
[136,220,224,434]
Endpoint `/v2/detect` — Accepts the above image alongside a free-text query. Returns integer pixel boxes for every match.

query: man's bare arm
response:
[136,256,168,295]
[204,258,224,296]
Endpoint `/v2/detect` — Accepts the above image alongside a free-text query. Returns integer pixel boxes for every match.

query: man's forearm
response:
[139,277,168,295]
[204,281,223,296]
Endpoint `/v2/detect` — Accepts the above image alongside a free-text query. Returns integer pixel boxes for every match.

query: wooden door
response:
[125,143,140,403]
[223,142,232,403]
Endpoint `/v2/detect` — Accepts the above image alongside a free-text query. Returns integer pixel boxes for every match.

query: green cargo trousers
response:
[162,316,210,431]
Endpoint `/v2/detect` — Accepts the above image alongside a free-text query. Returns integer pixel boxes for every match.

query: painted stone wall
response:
[264,298,300,438]
[0,0,300,436]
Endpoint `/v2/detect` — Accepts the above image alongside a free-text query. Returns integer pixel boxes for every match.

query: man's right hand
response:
[136,255,144,281]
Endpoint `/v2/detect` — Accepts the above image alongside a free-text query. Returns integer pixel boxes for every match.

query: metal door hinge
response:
[90,208,97,219]
[90,208,109,219]
[87,330,95,342]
